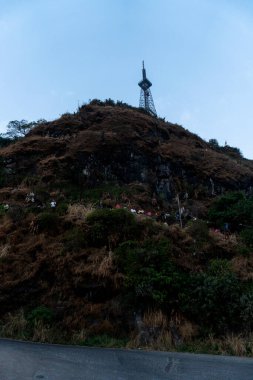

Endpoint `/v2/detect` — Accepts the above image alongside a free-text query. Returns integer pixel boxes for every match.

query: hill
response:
[1,101,253,355]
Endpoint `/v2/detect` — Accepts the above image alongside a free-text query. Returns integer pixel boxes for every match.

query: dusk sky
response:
[0,0,253,158]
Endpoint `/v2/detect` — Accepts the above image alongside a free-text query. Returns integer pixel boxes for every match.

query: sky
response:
[0,0,253,158]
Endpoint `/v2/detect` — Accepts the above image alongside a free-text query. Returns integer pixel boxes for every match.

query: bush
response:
[81,334,127,348]
[86,208,139,247]
[0,204,5,217]
[179,259,242,333]
[208,139,219,149]
[187,220,209,242]
[56,202,68,216]
[115,239,185,307]
[240,228,253,248]
[7,205,26,223]
[208,192,253,230]
[37,212,60,232]
[240,290,253,331]
[63,227,87,251]
[27,306,54,326]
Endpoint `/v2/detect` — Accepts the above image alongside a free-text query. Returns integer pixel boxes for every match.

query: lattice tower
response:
[138,61,157,116]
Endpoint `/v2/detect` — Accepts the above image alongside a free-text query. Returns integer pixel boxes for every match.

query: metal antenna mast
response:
[138,61,157,116]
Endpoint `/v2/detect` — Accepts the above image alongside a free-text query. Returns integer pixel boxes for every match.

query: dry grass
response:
[0,309,27,339]
[127,310,174,350]
[66,203,95,225]
[82,250,116,279]
[72,328,88,344]
[32,320,53,343]
[231,256,253,280]
[207,334,253,357]
[143,310,168,329]
[0,244,10,259]
[127,330,174,351]
[95,251,114,278]
[80,249,124,287]
[209,230,238,252]
[179,320,197,341]
[218,334,248,356]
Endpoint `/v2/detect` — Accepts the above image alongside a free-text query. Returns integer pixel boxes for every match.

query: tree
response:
[208,138,219,149]
[2,119,46,139]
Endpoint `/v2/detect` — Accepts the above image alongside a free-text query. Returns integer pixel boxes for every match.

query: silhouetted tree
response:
[2,119,46,139]
[208,138,219,149]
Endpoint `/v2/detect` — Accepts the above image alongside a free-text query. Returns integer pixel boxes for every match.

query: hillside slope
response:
[1,102,253,353]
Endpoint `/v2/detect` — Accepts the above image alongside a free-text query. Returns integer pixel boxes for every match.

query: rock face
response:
[1,103,253,204]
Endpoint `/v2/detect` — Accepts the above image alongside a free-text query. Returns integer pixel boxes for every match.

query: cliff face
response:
[1,103,253,205]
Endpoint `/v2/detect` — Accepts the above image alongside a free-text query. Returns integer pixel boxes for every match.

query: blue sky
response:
[0,0,253,158]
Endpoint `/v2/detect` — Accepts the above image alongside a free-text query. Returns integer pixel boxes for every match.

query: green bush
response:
[207,258,233,276]
[0,204,5,217]
[7,205,26,223]
[86,208,139,247]
[27,306,54,326]
[56,202,68,216]
[187,220,209,242]
[240,228,253,248]
[81,334,127,348]
[208,192,253,230]
[63,227,87,251]
[179,259,242,333]
[240,290,253,331]
[115,238,184,306]
[37,212,60,232]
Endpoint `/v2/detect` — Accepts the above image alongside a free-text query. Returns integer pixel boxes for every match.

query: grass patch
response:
[80,334,128,348]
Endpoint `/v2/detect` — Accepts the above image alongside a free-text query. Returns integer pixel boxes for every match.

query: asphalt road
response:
[0,339,253,380]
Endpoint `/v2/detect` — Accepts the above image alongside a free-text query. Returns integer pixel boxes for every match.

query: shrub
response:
[115,239,185,307]
[7,205,26,223]
[240,290,253,332]
[208,192,253,230]
[208,139,219,149]
[27,306,54,326]
[86,208,139,247]
[0,204,5,217]
[81,334,127,348]
[187,220,209,242]
[63,227,87,251]
[179,259,242,333]
[0,136,12,147]
[240,228,253,248]
[0,309,28,339]
[56,202,68,216]
[207,258,233,276]
[37,212,60,232]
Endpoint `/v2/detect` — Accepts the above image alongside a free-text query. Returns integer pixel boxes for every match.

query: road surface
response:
[0,338,253,380]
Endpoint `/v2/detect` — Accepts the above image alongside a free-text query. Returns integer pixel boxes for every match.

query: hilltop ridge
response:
[1,101,253,205]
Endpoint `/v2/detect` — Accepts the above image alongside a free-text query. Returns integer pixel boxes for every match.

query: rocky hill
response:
[1,101,253,354]
[1,102,253,199]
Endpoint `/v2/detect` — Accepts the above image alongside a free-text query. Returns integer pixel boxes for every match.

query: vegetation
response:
[27,306,54,326]
[115,238,183,307]
[208,192,253,230]
[86,208,139,247]
[1,103,253,355]
[1,119,46,139]
[208,138,243,159]
[37,211,60,233]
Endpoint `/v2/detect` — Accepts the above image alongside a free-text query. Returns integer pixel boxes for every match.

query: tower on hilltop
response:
[138,61,157,116]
